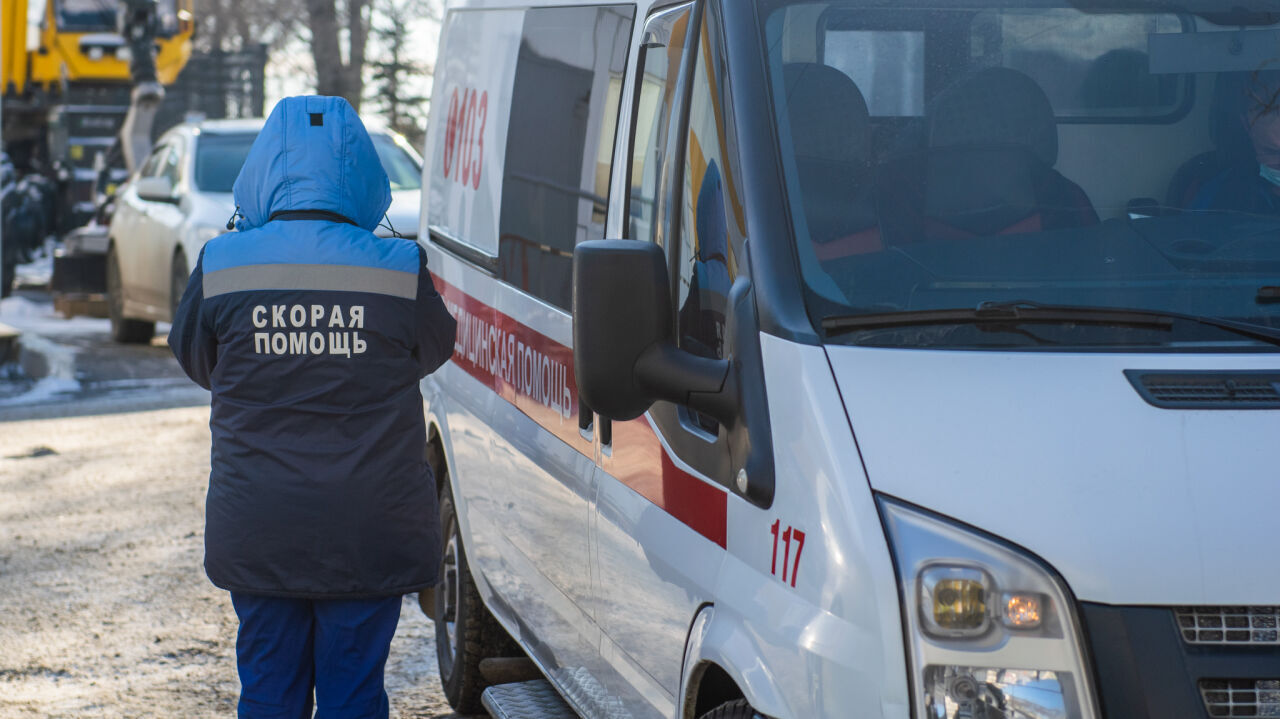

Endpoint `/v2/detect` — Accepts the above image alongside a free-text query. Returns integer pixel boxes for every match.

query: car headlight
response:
[879,497,1099,719]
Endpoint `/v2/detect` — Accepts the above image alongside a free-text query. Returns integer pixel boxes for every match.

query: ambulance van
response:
[417,0,1280,716]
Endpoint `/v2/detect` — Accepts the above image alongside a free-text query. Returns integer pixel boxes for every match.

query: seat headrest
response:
[782,63,871,165]
[928,67,1058,166]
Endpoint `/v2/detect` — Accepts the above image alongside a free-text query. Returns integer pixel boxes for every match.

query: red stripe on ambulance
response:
[431,273,728,549]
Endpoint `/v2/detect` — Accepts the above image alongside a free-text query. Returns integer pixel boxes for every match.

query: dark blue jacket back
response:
[169,96,457,598]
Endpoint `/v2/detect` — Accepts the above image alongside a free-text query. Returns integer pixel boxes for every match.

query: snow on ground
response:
[0,292,170,339]
[0,295,121,337]
[0,406,466,718]
[13,239,56,290]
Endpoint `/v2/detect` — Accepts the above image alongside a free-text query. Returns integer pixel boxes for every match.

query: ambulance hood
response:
[232,95,391,232]
[826,345,1280,605]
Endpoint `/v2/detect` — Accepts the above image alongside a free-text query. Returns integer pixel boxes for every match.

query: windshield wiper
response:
[822,300,1280,348]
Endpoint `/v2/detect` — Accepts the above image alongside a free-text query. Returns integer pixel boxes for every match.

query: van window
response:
[763,1,1280,350]
[971,9,1188,121]
[496,5,635,310]
[824,30,925,116]
[676,15,746,361]
[675,7,748,433]
[628,3,692,243]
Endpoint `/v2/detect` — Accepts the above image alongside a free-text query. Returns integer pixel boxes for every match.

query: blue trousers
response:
[231,593,402,719]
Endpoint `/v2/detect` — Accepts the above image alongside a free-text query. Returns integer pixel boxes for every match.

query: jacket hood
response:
[232,95,391,232]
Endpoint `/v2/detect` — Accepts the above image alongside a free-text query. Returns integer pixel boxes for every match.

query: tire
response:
[170,249,189,321]
[435,481,519,714]
[106,245,155,344]
[699,699,764,719]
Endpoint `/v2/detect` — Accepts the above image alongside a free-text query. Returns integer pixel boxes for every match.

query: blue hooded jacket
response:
[169,96,457,598]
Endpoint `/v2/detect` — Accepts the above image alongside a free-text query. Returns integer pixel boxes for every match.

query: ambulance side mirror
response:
[573,240,733,422]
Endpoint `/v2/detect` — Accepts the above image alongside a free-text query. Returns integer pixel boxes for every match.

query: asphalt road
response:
[0,292,465,718]
[0,290,207,421]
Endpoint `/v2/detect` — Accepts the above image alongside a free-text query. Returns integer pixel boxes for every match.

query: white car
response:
[105,117,423,343]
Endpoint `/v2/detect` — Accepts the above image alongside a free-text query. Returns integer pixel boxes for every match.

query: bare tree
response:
[195,0,438,115]
[304,0,373,110]
[192,0,304,53]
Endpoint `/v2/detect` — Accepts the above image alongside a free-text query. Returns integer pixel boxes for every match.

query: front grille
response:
[1126,371,1280,409]
[1200,679,1280,717]
[1177,607,1280,645]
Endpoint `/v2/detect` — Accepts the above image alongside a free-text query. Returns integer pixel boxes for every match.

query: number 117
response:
[769,520,806,588]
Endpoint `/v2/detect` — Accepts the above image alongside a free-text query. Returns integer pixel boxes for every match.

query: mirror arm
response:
[634,342,736,423]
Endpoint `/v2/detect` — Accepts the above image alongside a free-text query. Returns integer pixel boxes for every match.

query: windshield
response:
[371,134,423,191]
[764,1,1280,350]
[194,132,256,193]
[54,0,177,33]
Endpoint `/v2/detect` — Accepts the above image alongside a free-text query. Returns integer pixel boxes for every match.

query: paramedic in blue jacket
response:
[168,95,457,719]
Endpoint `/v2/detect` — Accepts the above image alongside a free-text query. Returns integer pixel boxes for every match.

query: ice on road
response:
[0,406,460,718]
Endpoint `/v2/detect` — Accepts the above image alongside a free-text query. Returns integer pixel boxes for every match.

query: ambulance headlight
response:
[879,497,1099,719]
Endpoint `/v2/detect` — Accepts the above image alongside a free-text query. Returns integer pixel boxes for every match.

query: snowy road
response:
[0,297,469,717]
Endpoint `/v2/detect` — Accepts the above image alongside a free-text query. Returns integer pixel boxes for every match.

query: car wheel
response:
[170,249,188,321]
[435,480,518,714]
[699,699,765,719]
[106,245,155,344]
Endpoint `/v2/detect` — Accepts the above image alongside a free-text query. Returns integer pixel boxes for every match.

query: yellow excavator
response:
[1,0,194,298]
[3,0,193,95]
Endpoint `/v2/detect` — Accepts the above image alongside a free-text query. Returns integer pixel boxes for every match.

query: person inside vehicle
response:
[1191,70,1280,215]
[168,95,457,719]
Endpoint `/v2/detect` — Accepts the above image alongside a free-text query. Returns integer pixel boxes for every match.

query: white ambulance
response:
[416,0,1280,717]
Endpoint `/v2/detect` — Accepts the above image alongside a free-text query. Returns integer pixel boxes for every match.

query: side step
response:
[482,679,579,719]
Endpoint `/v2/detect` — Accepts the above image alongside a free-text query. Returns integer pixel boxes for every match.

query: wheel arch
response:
[687,661,745,719]
[681,604,790,719]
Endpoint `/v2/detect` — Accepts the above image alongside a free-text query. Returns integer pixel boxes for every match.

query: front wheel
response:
[700,700,765,719]
[434,482,518,714]
[106,246,155,344]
